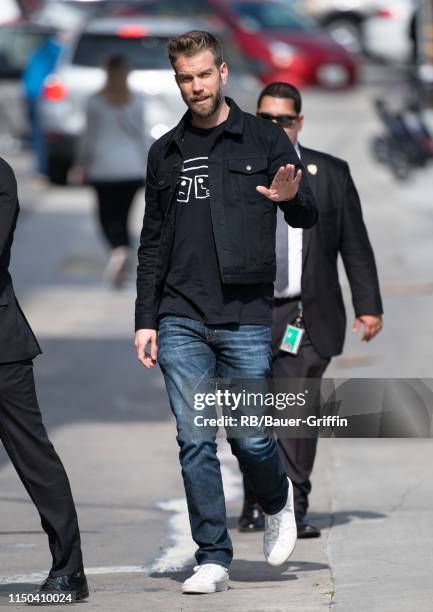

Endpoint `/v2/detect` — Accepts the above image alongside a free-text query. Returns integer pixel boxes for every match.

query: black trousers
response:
[93,179,143,249]
[0,360,83,576]
[272,298,330,520]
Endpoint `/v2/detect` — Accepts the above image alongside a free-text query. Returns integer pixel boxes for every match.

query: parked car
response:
[304,0,380,54]
[208,0,357,88]
[305,0,416,61]
[37,15,260,184]
[363,0,416,63]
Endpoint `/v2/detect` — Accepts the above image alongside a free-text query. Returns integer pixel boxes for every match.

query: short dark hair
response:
[167,30,224,70]
[105,54,129,72]
[257,82,302,114]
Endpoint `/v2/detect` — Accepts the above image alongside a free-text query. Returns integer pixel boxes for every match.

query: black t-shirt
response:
[158,120,273,325]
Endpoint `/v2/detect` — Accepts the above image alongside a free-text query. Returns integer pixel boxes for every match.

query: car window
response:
[230,1,318,31]
[0,26,55,78]
[71,29,251,74]
[72,34,170,69]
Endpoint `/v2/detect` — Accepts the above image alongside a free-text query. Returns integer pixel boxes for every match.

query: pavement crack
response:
[388,472,427,514]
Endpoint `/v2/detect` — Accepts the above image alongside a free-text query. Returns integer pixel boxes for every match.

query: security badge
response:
[307,164,318,176]
[280,303,305,355]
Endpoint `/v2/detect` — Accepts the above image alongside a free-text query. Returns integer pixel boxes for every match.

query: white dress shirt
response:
[274,142,303,299]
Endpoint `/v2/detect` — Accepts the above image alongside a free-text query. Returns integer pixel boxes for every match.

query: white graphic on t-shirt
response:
[195,175,209,199]
[176,157,209,203]
[177,176,193,202]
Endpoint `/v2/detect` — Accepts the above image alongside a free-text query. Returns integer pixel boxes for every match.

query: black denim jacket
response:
[135,97,318,330]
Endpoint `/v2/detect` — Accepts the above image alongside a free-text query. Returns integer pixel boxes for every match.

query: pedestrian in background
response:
[78,55,146,288]
[22,34,64,176]
[238,82,383,538]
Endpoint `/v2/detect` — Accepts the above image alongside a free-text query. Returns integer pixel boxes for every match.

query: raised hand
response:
[256,164,302,202]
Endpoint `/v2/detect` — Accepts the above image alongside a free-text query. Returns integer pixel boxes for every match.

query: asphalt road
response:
[1,65,433,611]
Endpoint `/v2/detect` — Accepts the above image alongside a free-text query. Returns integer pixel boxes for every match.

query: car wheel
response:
[390,150,411,181]
[47,154,70,185]
[371,136,390,163]
[325,18,363,55]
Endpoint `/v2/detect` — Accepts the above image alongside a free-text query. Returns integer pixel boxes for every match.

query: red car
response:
[209,0,358,88]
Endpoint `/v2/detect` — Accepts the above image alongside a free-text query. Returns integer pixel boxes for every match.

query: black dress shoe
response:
[37,570,89,601]
[238,501,265,532]
[296,519,321,539]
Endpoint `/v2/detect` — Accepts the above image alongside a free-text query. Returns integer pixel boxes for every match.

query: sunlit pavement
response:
[1,64,433,610]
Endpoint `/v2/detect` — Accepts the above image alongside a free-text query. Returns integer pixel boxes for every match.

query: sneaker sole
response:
[182,581,229,594]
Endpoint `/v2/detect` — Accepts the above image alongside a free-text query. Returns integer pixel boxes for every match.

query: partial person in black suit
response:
[0,158,88,599]
[238,83,383,538]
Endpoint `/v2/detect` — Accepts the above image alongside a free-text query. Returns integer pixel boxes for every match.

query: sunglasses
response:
[257,112,299,127]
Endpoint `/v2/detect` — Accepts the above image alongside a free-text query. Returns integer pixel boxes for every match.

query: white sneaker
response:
[263,477,297,566]
[182,564,229,594]
[103,247,130,288]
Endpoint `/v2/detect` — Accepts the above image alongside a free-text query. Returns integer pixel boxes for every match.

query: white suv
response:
[38,15,259,184]
[305,0,416,59]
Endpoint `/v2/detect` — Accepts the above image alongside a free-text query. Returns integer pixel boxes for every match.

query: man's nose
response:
[192,78,204,92]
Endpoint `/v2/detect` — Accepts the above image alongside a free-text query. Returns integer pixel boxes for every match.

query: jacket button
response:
[158,180,165,186]
[246,164,252,171]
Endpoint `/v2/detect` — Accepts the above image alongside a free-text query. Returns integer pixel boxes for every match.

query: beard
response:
[185,82,224,119]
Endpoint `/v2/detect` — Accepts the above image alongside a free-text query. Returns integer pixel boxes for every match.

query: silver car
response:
[38,15,259,184]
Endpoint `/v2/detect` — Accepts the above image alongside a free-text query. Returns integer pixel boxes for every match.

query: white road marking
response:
[150,440,242,573]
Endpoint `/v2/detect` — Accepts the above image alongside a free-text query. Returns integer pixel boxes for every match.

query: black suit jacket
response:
[0,157,41,363]
[298,145,383,358]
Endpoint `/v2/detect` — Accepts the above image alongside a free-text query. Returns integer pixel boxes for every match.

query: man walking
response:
[135,32,317,593]
[0,157,88,600]
[238,82,383,538]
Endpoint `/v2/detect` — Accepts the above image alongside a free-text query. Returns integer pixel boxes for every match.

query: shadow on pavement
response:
[149,561,302,584]
[310,509,386,529]
[0,337,170,469]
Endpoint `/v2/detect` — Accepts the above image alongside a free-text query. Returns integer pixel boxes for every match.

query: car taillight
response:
[376,8,398,18]
[42,79,68,101]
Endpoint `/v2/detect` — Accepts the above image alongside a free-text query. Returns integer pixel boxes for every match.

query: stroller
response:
[372,98,433,180]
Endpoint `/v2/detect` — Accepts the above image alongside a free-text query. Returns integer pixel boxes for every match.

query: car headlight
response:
[268,41,297,68]
[317,64,349,87]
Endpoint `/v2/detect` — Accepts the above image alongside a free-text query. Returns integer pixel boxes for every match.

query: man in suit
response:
[238,82,383,538]
[0,157,88,599]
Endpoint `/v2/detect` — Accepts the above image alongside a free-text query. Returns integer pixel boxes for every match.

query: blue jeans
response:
[157,315,288,568]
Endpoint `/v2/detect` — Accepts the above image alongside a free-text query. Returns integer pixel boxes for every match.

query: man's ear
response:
[298,114,305,133]
[220,61,228,85]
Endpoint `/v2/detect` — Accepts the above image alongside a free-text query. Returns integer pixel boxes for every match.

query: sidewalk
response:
[1,109,433,610]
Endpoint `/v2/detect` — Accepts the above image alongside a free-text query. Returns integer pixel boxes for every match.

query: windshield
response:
[71,29,251,74]
[72,34,170,69]
[230,1,318,31]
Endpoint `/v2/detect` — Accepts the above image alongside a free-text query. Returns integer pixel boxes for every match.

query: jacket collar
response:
[171,96,244,147]
[298,144,315,164]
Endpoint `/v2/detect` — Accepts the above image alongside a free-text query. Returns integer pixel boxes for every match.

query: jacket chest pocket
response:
[228,157,268,205]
